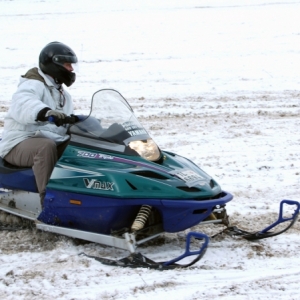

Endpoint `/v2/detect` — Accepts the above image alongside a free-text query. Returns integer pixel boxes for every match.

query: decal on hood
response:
[83,178,114,191]
[77,151,113,160]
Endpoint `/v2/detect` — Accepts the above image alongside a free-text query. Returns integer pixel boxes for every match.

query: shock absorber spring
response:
[131,205,152,232]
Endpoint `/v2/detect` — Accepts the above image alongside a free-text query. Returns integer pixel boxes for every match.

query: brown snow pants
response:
[4,137,69,205]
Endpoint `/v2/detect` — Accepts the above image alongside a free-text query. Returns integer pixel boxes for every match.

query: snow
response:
[0,0,300,299]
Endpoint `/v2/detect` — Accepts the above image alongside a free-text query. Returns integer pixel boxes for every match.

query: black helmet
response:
[39,42,78,87]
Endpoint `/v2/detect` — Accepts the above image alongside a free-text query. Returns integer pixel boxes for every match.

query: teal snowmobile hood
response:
[48,89,222,200]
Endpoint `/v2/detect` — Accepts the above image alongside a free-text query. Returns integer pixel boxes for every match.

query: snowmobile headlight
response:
[129,139,161,161]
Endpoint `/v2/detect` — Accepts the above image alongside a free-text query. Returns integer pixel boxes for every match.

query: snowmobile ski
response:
[218,200,299,240]
[80,232,209,270]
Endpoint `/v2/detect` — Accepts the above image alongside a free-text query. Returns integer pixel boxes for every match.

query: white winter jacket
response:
[0,68,73,158]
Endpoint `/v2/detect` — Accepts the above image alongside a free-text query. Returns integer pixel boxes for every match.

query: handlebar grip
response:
[47,115,77,126]
[48,116,56,123]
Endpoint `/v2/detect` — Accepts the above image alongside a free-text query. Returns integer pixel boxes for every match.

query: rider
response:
[0,41,78,206]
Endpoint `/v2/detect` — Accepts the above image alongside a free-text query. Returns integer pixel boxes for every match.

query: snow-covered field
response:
[0,1,300,299]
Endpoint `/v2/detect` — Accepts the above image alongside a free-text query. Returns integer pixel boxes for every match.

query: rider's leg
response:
[4,138,57,205]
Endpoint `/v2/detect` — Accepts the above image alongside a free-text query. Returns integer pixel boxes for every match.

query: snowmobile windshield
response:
[70,89,161,161]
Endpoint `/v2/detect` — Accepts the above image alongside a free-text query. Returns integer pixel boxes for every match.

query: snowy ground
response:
[0,1,300,299]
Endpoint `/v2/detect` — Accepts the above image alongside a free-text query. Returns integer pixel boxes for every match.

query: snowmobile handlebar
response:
[48,115,78,127]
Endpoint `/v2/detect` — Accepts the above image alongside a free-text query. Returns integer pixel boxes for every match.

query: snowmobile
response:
[0,89,299,270]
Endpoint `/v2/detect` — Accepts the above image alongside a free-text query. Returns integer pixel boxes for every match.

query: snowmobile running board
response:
[36,222,142,253]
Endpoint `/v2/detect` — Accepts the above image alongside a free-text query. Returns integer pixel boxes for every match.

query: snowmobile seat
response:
[0,157,32,174]
[0,158,38,192]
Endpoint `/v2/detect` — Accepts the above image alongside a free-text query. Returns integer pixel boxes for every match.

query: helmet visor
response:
[53,54,78,72]
[53,54,78,64]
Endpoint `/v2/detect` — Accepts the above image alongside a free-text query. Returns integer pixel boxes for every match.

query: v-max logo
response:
[83,178,114,191]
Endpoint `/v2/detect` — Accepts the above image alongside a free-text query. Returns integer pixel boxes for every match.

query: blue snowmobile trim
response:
[38,189,233,234]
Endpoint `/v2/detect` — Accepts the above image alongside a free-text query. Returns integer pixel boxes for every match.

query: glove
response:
[45,110,66,119]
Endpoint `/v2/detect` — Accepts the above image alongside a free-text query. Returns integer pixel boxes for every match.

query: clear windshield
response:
[70,89,161,161]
